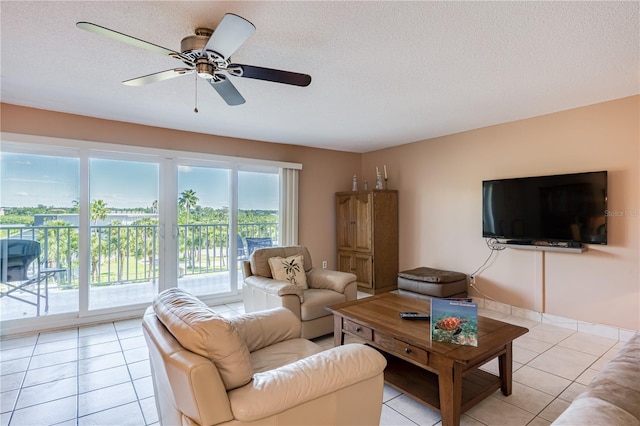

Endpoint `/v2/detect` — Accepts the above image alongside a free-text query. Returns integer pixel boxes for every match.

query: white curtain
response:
[279,167,299,245]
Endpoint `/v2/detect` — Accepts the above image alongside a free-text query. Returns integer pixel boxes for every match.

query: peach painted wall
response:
[1,103,360,269]
[3,98,638,330]
[362,96,640,330]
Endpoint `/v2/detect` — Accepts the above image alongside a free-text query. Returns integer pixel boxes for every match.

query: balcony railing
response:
[0,222,278,288]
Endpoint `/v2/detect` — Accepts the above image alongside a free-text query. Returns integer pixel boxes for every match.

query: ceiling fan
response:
[76,13,312,106]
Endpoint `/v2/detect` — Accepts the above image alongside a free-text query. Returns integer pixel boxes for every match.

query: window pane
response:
[88,158,159,310]
[1,152,79,319]
[238,171,279,286]
[177,165,231,296]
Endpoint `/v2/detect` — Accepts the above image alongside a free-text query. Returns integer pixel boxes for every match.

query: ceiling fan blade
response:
[76,22,181,57]
[204,14,256,59]
[208,76,246,106]
[123,68,193,86]
[229,64,312,87]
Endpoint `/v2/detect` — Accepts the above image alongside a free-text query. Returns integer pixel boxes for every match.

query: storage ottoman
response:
[397,267,468,300]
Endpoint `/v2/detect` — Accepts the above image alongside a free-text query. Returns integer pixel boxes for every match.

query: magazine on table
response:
[430,298,478,346]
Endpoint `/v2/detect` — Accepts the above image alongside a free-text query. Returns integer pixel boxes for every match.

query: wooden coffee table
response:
[327,293,528,426]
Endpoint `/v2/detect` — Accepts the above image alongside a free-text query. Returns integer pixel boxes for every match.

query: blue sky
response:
[1,153,278,210]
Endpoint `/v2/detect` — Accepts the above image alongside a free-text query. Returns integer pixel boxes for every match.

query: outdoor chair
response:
[245,237,272,255]
[0,239,64,315]
[237,235,247,260]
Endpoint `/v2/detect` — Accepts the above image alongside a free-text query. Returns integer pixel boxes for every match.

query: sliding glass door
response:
[1,136,298,331]
[176,163,233,297]
[237,169,280,286]
[88,157,159,310]
[0,151,80,320]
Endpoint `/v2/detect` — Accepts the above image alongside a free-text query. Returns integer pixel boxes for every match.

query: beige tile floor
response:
[0,301,626,426]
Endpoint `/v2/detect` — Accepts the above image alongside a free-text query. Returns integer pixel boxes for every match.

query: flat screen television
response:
[482,171,607,245]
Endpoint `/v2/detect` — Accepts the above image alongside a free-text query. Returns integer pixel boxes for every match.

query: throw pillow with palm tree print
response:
[268,254,308,289]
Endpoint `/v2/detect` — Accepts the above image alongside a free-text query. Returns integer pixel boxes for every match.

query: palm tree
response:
[178,190,198,225]
[133,217,159,280]
[179,190,199,268]
[90,199,109,226]
[90,199,109,282]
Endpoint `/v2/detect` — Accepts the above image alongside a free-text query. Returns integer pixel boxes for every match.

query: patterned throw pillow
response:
[268,254,308,289]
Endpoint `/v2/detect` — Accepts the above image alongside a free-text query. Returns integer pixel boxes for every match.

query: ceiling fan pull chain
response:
[194,73,199,113]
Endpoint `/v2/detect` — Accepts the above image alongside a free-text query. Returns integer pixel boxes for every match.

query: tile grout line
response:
[5,333,39,425]
[118,320,151,425]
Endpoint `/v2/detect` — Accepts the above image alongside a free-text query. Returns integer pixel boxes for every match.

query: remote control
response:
[399,312,430,320]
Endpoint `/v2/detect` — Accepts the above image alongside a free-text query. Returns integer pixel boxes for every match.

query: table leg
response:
[333,315,345,347]
[438,359,463,426]
[499,343,513,395]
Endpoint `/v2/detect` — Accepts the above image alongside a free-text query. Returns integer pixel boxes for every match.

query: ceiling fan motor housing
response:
[180,29,212,53]
[181,28,227,79]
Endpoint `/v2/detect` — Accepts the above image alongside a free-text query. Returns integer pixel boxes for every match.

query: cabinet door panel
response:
[354,193,372,252]
[336,195,354,251]
[337,251,354,275]
[354,253,373,288]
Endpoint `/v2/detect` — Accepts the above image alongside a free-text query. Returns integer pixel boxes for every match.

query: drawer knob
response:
[404,347,411,354]
[355,327,362,332]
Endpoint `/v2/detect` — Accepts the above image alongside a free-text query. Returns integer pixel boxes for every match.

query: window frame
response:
[0,132,301,335]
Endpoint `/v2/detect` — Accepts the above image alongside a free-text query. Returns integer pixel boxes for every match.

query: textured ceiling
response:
[1,1,638,153]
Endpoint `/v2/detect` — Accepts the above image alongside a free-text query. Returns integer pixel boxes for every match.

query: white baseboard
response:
[473,297,637,342]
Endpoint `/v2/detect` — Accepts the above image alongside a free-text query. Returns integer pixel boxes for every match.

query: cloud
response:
[5,178,64,184]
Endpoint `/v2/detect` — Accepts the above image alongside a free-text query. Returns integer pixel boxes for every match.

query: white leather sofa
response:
[142,288,387,426]
[242,246,357,339]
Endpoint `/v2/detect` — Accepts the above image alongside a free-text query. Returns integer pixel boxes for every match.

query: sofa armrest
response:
[227,344,386,422]
[241,260,252,280]
[227,307,302,353]
[307,268,356,293]
[244,275,304,302]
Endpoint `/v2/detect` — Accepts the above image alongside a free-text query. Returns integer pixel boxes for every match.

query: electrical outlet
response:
[322,260,328,269]
[470,275,476,286]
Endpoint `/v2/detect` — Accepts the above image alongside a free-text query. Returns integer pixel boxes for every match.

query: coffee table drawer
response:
[394,339,428,364]
[344,320,373,341]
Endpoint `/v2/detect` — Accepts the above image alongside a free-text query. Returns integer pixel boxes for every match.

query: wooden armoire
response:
[335,190,398,294]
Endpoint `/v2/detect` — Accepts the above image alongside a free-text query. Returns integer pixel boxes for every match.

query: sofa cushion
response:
[250,338,324,373]
[250,246,313,277]
[228,307,302,353]
[152,288,253,390]
[268,254,308,289]
[300,289,346,321]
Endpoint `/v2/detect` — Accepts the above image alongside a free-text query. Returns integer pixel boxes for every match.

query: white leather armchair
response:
[241,246,357,339]
[142,288,386,426]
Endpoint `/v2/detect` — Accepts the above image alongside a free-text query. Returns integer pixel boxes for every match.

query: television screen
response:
[482,171,607,245]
